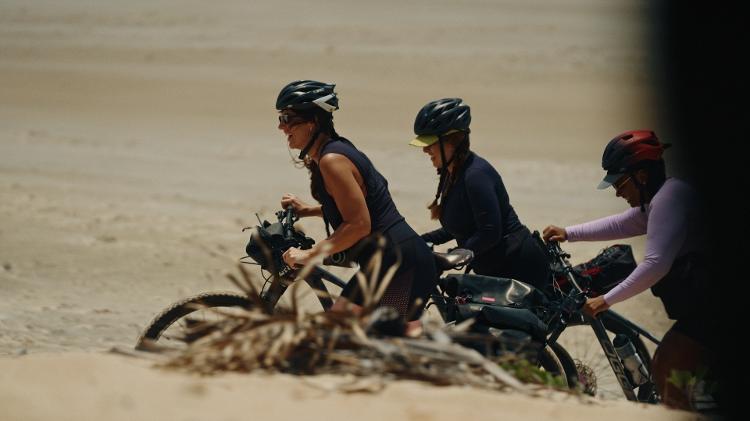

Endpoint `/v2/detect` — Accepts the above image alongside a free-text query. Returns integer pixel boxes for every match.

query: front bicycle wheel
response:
[555,319,655,401]
[135,292,254,351]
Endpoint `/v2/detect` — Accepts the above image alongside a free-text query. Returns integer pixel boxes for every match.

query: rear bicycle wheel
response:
[536,344,572,388]
[453,330,572,388]
[135,292,254,351]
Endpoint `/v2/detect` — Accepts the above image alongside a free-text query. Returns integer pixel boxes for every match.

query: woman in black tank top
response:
[274,80,436,332]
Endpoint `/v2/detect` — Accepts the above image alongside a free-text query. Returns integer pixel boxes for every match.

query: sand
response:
[1,0,696,419]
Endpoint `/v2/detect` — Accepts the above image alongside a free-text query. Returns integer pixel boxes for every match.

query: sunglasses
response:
[613,176,632,192]
[278,114,307,126]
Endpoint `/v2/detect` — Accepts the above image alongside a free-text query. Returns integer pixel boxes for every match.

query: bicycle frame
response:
[258,266,349,312]
[263,265,454,320]
[545,241,659,402]
[247,209,659,401]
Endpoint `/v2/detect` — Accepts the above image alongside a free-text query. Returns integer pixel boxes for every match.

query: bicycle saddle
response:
[432,248,474,271]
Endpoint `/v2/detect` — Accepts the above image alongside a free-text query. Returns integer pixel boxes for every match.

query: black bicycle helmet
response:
[410,98,471,147]
[276,80,339,112]
[598,130,670,189]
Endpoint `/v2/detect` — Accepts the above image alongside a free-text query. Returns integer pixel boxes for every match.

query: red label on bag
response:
[481,296,496,303]
[583,267,603,276]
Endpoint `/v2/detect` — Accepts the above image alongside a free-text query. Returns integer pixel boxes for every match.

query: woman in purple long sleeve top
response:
[543,130,714,410]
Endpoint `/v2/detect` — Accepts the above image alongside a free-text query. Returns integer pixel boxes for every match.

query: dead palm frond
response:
[157,238,554,396]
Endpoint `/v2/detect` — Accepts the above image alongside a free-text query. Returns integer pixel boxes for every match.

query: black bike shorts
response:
[340,220,437,321]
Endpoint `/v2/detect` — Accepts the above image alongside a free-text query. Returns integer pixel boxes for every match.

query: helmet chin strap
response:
[438,138,448,175]
[298,125,322,160]
[437,135,467,175]
[630,172,647,212]
[430,138,449,209]
[433,135,468,206]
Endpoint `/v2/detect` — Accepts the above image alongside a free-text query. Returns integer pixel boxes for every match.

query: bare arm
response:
[283,153,371,266]
[316,153,371,254]
[280,193,323,217]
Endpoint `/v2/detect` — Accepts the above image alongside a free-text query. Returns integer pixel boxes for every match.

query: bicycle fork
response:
[586,316,640,401]
[589,316,658,404]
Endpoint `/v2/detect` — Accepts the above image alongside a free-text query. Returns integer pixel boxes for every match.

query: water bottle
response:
[613,334,649,386]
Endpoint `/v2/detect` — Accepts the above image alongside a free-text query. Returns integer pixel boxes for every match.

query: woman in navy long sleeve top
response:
[409,98,550,289]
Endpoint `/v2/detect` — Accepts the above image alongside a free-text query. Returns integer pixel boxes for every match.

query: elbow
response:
[349,217,371,240]
[641,256,672,281]
[356,221,371,239]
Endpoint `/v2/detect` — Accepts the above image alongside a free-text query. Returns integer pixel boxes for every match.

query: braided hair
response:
[428,131,471,220]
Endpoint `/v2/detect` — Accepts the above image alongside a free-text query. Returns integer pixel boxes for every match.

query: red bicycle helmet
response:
[598,130,670,189]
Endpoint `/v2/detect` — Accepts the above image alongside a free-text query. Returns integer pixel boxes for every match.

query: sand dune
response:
[0,352,698,421]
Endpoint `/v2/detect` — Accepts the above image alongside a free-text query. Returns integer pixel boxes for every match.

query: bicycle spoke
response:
[557,324,640,400]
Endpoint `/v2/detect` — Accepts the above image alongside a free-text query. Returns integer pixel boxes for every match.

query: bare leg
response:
[330,296,363,316]
[652,328,712,410]
[405,320,423,337]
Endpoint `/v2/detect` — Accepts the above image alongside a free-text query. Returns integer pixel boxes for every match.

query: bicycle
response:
[135,207,661,401]
[540,239,660,402]
[135,207,572,383]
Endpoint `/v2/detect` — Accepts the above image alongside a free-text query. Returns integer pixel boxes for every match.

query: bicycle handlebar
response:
[245,207,315,276]
[545,240,585,293]
[546,240,571,259]
[280,206,295,241]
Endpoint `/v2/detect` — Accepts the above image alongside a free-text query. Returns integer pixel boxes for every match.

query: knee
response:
[651,345,669,394]
[331,297,362,315]
[652,329,711,410]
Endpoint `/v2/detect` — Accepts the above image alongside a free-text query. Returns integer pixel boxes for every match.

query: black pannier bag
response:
[440,274,549,342]
[556,244,637,295]
[441,273,549,308]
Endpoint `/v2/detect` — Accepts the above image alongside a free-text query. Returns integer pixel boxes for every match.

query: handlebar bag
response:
[571,244,637,294]
[245,222,314,272]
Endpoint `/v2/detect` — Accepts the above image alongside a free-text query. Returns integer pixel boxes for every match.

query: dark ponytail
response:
[294,108,340,204]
